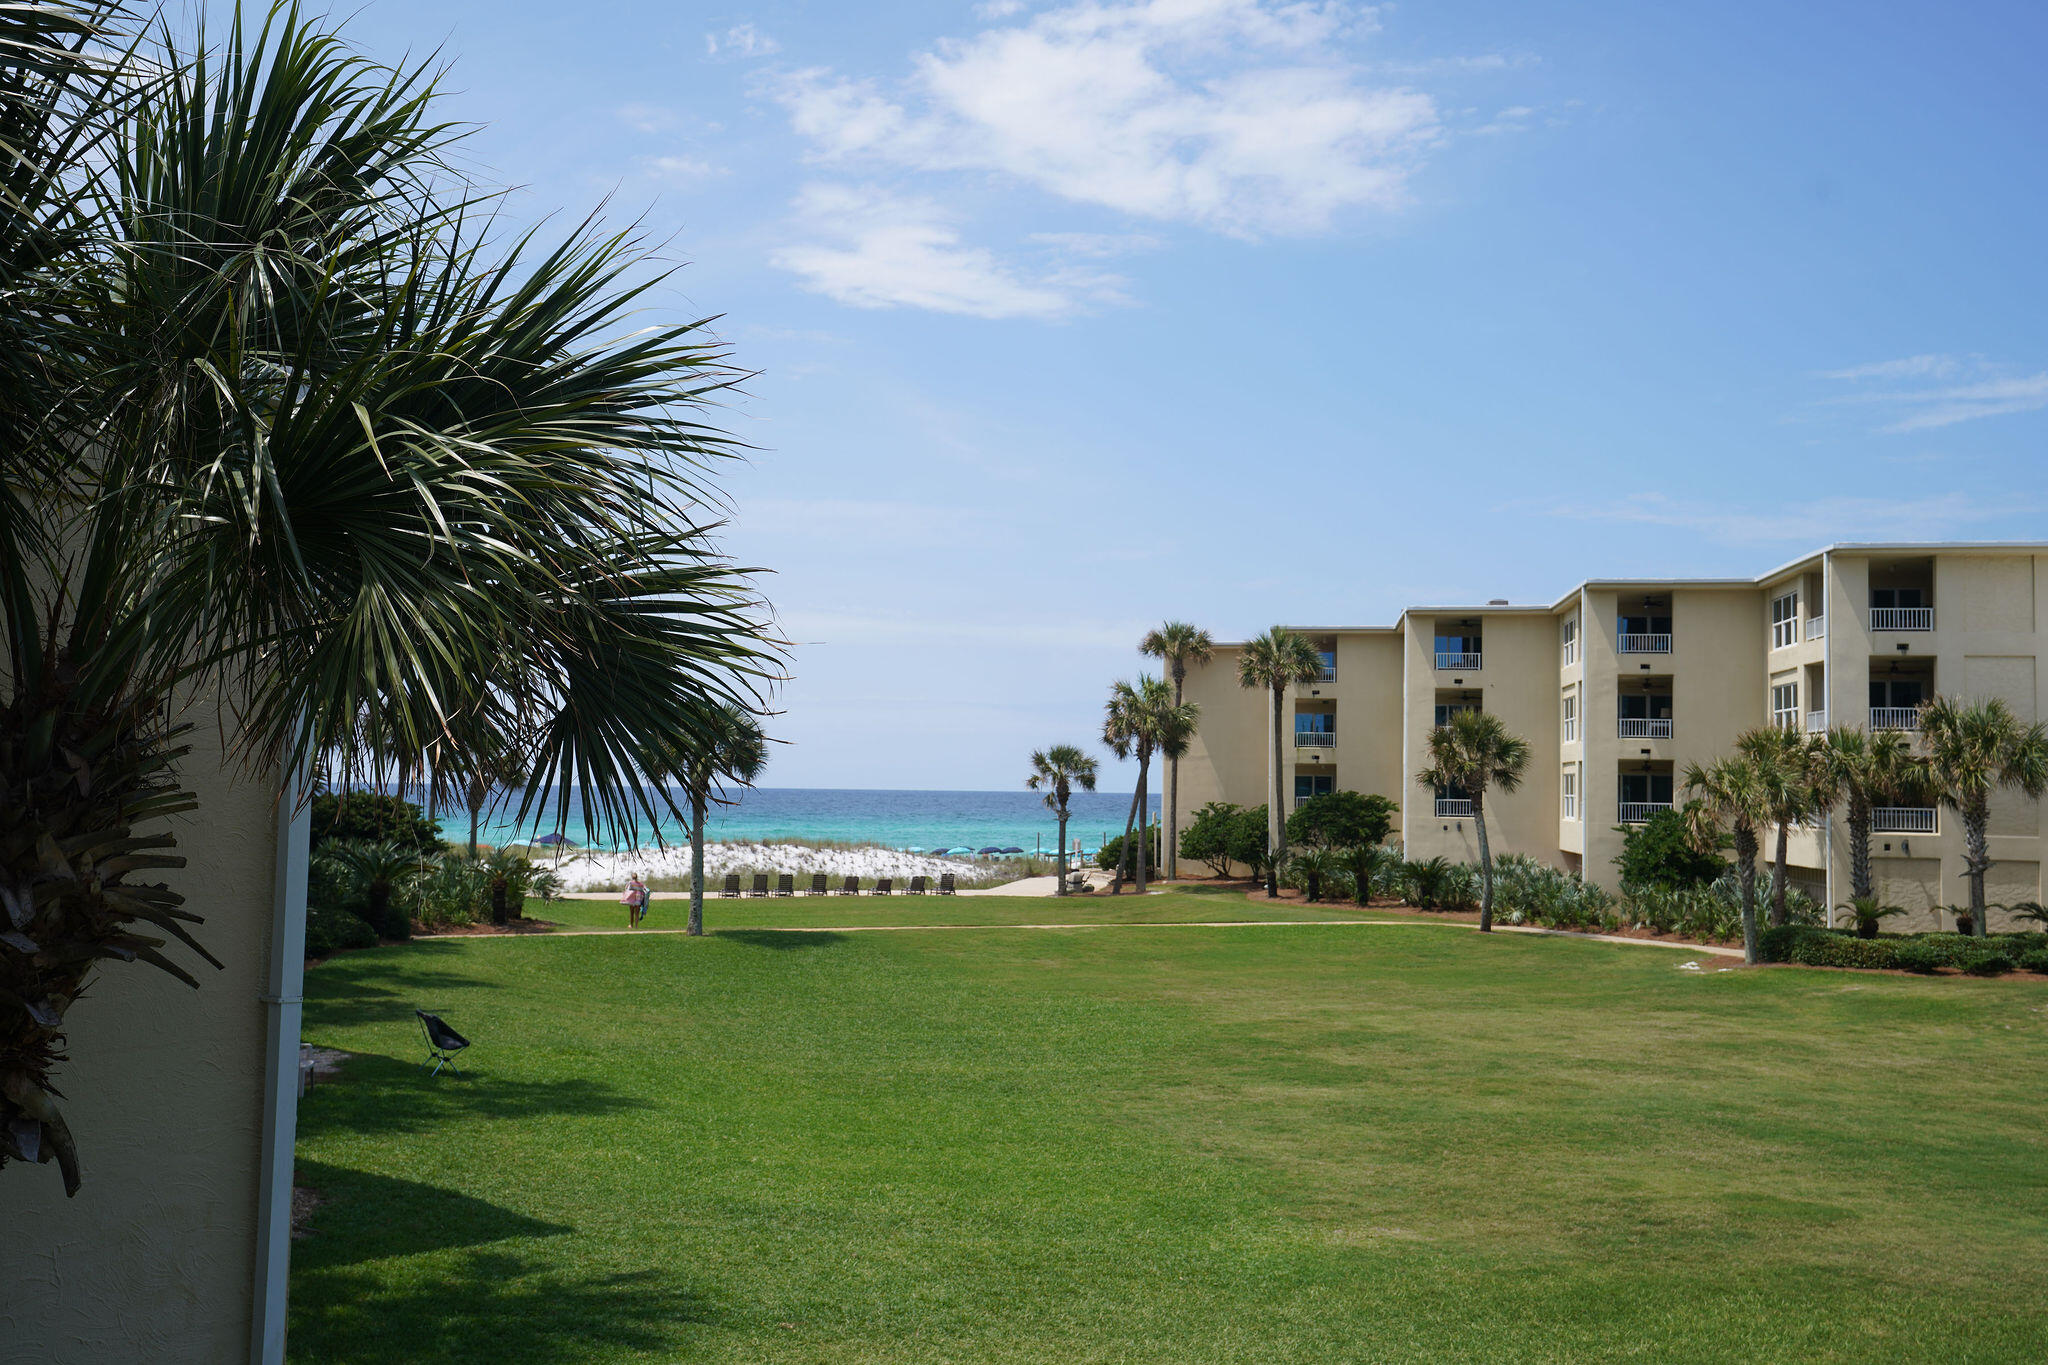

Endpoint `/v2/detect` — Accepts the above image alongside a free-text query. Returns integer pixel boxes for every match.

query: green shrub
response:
[306,904,377,956]
[1759,925,1901,970]
[1612,807,1725,892]
[2018,948,2048,975]
[1962,952,2016,977]
[311,790,442,855]
[1894,941,1946,974]
[1178,801,1243,877]
[1096,826,1162,874]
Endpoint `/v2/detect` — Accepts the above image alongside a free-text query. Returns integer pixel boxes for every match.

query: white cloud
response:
[771,186,1122,320]
[772,0,1441,238]
[1527,490,2020,545]
[641,155,724,180]
[1025,230,1163,257]
[1819,355,2048,431]
[975,0,1029,16]
[705,23,780,59]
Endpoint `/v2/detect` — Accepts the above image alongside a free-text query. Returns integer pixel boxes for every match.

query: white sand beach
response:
[552,841,1035,891]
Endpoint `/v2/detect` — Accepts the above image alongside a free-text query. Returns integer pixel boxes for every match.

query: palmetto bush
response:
[1,2,774,1193]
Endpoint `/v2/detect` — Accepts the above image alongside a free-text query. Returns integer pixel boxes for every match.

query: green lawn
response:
[294,896,2048,1363]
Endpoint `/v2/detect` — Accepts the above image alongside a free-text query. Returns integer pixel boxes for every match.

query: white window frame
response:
[1771,681,1799,730]
[1561,688,1578,744]
[1770,591,1799,650]
[1561,616,1579,668]
[1561,766,1578,821]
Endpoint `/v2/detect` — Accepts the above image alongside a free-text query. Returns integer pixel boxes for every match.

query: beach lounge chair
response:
[416,1010,470,1079]
[838,876,860,896]
[774,874,794,897]
[806,874,828,896]
[720,874,741,898]
[938,873,956,895]
[872,877,893,896]
[909,875,929,895]
[749,873,769,898]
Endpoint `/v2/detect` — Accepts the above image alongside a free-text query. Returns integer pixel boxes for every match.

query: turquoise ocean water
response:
[466,787,1157,857]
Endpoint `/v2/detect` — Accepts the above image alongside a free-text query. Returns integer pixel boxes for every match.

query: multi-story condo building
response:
[1175,543,2048,931]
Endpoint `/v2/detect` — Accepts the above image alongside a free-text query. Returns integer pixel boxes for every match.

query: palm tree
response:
[1140,621,1213,882]
[1683,755,1772,963]
[1027,745,1099,896]
[1414,712,1530,932]
[1736,726,1817,928]
[1918,696,2048,937]
[1808,726,1925,903]
[1237,628,1324,897]
[0,4,777,1194]
[644,705,769,936]
[1101,675,1198,895]
[318,839,421,939]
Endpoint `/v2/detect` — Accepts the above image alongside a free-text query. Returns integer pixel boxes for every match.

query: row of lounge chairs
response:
[717,873,956,897]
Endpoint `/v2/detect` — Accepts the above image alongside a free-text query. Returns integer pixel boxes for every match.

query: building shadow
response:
[712,928,847,951]
[298,1053,645,1140]
[293,1159,570,1267]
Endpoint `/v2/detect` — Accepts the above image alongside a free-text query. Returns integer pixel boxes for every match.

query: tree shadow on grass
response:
[306,941,505,1024]
[292,1247,718,1364]
[294,1159,571,1268]
[713,928,846,951]
[298,1052,646,1139]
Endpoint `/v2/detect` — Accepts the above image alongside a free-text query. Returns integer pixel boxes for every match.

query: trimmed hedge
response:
[1963,952,2016,978]
[2020,948,2048,975]
[1760,925,2048,974]
[307,903,378,957]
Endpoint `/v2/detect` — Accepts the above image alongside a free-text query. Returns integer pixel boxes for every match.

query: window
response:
[1295,712,1335,736]
[1314,650,1336,682]
[1561,617,1578,667]
[1869,678,1925,709]
[1561,689,1578,743]
[1870,586,1925,610]
[1771,681,1799,730]
[1434,702,1479,727]
[1620,772,1674,805]
[1618,692,1673,720]
[1294,774,1333,805]
[1771,592,1799,649]
[1561,767,1578,820]
[1617,612,1672,636]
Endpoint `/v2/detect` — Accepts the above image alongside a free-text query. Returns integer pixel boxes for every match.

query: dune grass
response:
[293,909,2048,1363]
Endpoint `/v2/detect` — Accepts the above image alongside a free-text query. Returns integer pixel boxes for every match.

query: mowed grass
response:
[523,884,1383,931]
[293,906,2048,1363]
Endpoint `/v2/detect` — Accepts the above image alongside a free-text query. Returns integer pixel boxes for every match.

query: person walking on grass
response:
[623,873,650,927]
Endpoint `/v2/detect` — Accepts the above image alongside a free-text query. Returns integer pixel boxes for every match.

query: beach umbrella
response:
[976,846,1002,855]
[533,833,578,847]
[1001,846,1024,854]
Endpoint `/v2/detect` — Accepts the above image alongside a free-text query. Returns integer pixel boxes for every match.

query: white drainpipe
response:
[251,767,311,1364]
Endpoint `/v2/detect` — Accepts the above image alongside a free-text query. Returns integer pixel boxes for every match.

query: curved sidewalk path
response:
[419,919,1746,957]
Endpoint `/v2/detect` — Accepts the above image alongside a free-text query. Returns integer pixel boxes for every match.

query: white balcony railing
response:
[1312,666,1337,683]
[1435,798,1474,818]
[1436,651,1482,671]
[1870,606,1934,631]
[1294,731,1336,748]
[1618,801,1673,824]
[1618,717,1674,738]
[1805,615,1826,640]
[1618,633,1672,654]
[1870,707,1922,731]
[1806,709,1828,733]
[1872,806,1938,834]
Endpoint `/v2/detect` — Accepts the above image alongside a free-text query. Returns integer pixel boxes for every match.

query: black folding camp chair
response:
[416,1010,471,1079]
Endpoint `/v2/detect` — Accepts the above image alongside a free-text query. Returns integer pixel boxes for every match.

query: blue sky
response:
[335,0,2048,790]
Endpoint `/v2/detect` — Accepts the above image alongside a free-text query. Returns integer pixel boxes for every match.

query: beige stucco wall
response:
[0,704,283,1361]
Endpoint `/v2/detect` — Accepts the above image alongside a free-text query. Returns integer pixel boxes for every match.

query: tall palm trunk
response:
[688,787,708,936]
[1166,668,1184,881]
[1112,774,1143,895]
[1267,683,1283,897]
[467,804,480,859]
[1847,794,1873,900]
[1473,790,1495,933]
[1134,758,1150,895]
[1769,821,1790,927]
[1734,826,1761,965]
[1962,794,1991,937]
[1054,806,1069,896]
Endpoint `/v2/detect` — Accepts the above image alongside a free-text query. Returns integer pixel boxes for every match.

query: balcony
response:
[1435,798,1474,818]
[1806,615,1826,640]
[1872,806,1938,834]
[1436,651,1482,671]
[1618,633,1672,654]
[1294,731,1335,749]
[1870,707,1921,731]
[1870,607,1934,631]
[1617,718,1673,739]
[1618,801,1673,824]
[1806,709,1828,733]
[1310,666,1336,683]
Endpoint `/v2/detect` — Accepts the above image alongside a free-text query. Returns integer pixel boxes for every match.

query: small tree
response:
[1227,804,1272,885]
[1918,697,2048,937]
[642,705,769,936]
[1028,744,1099,896]
[318,839,422,939]
[311,791,443,855]
[1178,801,1243,878]
[1286,790,1398,907]
[1808,726,1925,902]
[1102,675,1196,895]
[1737,726,1818,928]
[1683,756,1771,963]
[1140,622,1214,881]
[1415,712,1529,932]
[1612,805,1726,892]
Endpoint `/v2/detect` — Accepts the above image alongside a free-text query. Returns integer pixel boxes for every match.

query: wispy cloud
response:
[1818,354,2048,431]
[704,23,779,60]
[771,0,1445,240]
[1523,490,2022,545]
[640,155,724,180]
[770,185,1127,320]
